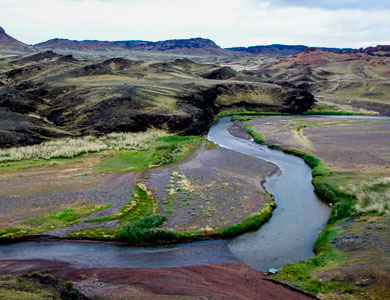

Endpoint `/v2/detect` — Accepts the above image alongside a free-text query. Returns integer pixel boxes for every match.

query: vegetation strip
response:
[114,199,276,245]
[214,110,287,121]
[244,124,265,143]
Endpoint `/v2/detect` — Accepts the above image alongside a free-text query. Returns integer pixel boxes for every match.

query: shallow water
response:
[0,116,335,271]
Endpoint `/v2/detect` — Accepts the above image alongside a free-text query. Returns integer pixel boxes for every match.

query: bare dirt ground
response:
[248,116,390,174]
[0,157,137,229]
[142,144,275,231]
[0,260,315,300]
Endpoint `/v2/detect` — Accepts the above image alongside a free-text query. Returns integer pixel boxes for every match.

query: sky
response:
[1,0,390,48]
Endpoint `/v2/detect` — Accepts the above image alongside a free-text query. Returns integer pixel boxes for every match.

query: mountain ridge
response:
[0,26,33,52]
[2,25,390,57]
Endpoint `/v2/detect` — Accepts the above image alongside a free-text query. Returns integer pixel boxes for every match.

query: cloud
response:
[0,0,390,48]
[260,0,390,10]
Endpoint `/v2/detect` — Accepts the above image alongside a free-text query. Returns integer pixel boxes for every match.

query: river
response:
[0,116,333,271]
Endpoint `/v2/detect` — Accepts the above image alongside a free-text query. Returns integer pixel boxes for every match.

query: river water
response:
[0,116,332,271]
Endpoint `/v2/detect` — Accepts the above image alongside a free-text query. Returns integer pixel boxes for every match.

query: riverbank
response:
[240,115,390,299]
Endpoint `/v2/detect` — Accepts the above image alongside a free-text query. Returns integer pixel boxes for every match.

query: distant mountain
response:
[0,26,33,52]
[227,44,308,56]
[35,37,227,55]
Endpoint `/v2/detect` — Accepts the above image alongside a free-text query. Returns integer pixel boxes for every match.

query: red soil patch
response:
[0,260,315,299]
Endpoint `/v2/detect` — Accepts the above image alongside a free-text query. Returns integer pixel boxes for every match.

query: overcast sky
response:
[1,0,390,48]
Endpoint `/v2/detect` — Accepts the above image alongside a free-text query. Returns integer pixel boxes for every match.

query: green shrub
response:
[116,215,184,244]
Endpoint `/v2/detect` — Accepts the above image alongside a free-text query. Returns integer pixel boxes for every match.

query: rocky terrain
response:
[0,49,314,148]
[245,47,390,115]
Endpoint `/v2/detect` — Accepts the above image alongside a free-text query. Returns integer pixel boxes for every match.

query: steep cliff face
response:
[0,52,315,148]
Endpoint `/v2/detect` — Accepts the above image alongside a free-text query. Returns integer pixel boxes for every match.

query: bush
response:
[116,215,183,244]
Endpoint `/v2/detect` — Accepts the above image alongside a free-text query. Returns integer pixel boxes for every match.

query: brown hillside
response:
[0,26,33,52]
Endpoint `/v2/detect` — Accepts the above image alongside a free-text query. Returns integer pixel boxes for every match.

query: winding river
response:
[0,116,332,271]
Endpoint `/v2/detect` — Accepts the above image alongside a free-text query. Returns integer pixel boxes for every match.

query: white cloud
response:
[0,0,389,48]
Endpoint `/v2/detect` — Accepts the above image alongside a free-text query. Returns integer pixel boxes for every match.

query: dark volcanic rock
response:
[0,109,69,148]
[202,66,237,80]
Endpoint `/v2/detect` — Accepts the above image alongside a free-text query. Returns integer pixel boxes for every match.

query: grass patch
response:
[0,129,168,163]
[95,135,202,172]
[244,124,265,143]
[0,203,111,240]
[214,110,286,121]
[282,148,330,177]
[282,148,355,223]
[116,215,180,244]
[231,116,255,122]
[87,183,158,224]
[267,144,279,149]
[0,273,86,299]
[115,198,276,245]
[338,176,390,215]
[0,156,86,173]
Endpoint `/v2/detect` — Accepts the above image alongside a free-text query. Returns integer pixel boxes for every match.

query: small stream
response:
[0,116,339,271]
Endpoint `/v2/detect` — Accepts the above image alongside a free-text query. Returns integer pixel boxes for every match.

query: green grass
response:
[267,144,279,149]
[282,148,331,177]
[0,131,200,174]
[117,215,174,244]
[0,156,85,173]
[0,130,168,163]
[230,116,255,122]
[214,110,286,121]
[116,198,276,245]
[87,184,158,224]
[95,135,202,172]
[244,124,265,143]
[77,197,276,245]
[0,203,111,240]
[0,273,86,299]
